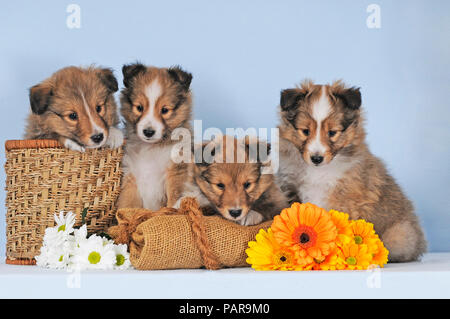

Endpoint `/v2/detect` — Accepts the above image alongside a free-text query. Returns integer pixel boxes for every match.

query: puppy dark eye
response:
[216,183,225,190]
[68,112,78,121]
[161,107,169,114]
[243,182,251,189]
[136,105,143,113]
[302,129,310,136]
[96,105,102,113]
[328,130,337,137]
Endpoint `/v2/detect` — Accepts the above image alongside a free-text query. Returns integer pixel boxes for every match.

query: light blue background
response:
[0,0,449,256]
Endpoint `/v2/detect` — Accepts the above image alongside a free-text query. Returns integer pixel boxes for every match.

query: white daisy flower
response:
[113,244,131,270]
[36,210,132,271]
[65,224,88,254]
[35,245,50,267]
[54,211,76,234]
[102,236,115,247]
[42,226,65,247]
[35,240,72,269]
[46,245,71,269]
[71,234,115,270]
[42,211,77,247]
[73,224,88,246]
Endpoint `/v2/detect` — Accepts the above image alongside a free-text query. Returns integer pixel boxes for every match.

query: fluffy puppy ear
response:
[335,87,361,110]
[122,62,147,88]
[167,66,192,90]
[97,68,118,93]
[29,82,53,115]
[280,89,306,111]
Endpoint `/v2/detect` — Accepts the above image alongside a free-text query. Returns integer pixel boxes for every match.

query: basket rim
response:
[5,139,62,151]
[5,138,127,151]
[5,257,36,265]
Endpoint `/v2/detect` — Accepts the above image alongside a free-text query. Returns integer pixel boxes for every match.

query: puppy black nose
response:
[229,209,242,218]
[310,155,324,165]
[143,128,155,138]
[91,133,104,144]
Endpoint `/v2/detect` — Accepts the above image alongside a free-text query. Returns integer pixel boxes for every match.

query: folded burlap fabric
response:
[108,197,272,270]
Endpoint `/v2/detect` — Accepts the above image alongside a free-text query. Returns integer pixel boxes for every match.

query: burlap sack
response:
[108,198,271,270]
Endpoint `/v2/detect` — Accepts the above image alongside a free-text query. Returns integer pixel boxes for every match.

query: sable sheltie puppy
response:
[24,66,123,151]
[116,63,193,210]
[167,136,288,226]
[276,79,426,262]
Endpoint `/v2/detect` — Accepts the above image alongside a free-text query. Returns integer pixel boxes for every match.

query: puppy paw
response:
[106,127,124,149]
[64,139,85,152]
[172,198,182,209]
[240,210,264,226]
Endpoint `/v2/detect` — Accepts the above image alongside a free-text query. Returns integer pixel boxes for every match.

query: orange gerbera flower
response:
[340,243,373,270]
[329,209,353,247]
[371,238,389,267]
[350,220,379,254]
[311,247,346,270]
[329,210,352,235]
[272,202,337,266]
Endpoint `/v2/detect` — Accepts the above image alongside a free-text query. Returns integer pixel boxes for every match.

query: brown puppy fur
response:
[24,66,123,151]
[116,63,193,210]
[277,80,426,262]
[168,136,288,226]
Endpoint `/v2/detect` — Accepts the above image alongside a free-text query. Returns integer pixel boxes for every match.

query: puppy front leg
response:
[59,137,85,152]
[106,127,124,149]
[116,173,143,209]
[166,163,186,208]
[172,193,211,210]
[172,197,183,209]
[239,210,265,226]
[166,164,186,208]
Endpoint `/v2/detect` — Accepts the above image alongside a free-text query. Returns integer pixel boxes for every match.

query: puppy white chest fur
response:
[299,155,356,209]
[123,143,173,210]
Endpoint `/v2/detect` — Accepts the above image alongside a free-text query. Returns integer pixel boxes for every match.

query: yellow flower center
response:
[346,256,357,265]
[58,225,66,232]
[116,254,125,266]
[59,255,63,262]
[88,251,101,264]
[354,235,363,245]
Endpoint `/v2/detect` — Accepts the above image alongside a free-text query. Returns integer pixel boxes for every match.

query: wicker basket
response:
[4,139,123,264]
